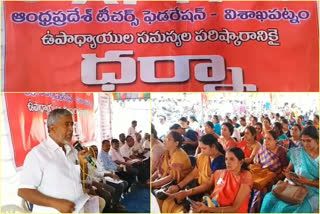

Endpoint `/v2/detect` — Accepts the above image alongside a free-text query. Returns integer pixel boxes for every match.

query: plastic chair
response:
[1,204,29,213]
[98,196,106,213]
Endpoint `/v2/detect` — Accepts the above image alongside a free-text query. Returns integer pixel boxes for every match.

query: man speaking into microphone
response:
[18,109,91,213]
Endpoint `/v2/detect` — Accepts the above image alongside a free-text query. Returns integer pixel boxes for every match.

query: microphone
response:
[73,141,96,167]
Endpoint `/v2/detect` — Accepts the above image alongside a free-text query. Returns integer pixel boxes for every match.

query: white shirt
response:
[119,140,126,148]
[109,147,125,163]
[142,140,150,158]
[232,128,241,142]
[143,140,150,150]
[87,157,125,189]
[238,125,247,134]
[156,122,169,139]
[19,137,84,213]
[132,140,144,154]
[86,158,111,184]
[128,126,137,141]
[120,143,132,158]
[189,121,200,132]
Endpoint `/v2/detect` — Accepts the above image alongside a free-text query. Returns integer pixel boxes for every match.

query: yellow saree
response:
[162,153,211,213]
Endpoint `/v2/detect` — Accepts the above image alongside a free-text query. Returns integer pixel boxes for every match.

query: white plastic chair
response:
[1,204,29,213]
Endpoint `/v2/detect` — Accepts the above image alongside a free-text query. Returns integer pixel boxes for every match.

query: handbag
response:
[249,164,276,190]
[272,180,309,205]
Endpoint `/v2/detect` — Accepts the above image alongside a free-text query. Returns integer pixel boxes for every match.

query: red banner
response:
[5,93,95,167]
[3,1,319,92]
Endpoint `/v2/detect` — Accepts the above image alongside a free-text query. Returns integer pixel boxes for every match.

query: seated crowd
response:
[151,113,319,213]
[84,125,150,212]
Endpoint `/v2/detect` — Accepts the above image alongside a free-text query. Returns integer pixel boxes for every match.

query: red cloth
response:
[211,170,253,213]
[256,133,264,143]
[219,138,237,150]
[237,140,253,158]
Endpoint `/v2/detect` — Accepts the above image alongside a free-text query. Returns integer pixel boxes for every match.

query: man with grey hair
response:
[18,108,92,213]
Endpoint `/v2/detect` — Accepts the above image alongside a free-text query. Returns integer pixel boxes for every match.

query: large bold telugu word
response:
[136,30,192,47]
[225,8,310,24]
[11,8,93,27]
[81,51,257,92]
[95,7,140,27]
[143,7,207,25]
[26,100,54,113]
[41,30,135,49]
[195,28,280,46]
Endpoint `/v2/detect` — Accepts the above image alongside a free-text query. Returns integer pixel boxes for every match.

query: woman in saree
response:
[218,122,237,150]
[255,122,265,143]
[273,122,289,149]
[263,117,273,133]
[237,126,261,164]
[204,121,220,139]
[151,131,192,211]
[249,130,289,213]
[162,134,226,213]
[212,115,222,136]
[288,124,302,149]
[261,126,319,213]
[191,147,253,213]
